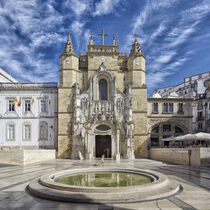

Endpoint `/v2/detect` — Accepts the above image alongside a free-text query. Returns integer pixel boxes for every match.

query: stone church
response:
[57,30,192,160]
[58,30,147,160]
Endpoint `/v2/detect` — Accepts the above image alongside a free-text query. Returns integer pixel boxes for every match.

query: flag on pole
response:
[30,98,34,106]
[17,97,21,107]
[13,97,18,103]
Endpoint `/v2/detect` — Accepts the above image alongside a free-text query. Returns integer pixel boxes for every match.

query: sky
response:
[0,0,210,96]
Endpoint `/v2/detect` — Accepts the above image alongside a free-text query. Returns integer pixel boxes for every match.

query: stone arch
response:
[148,120,188,134]
[148,120,188,147]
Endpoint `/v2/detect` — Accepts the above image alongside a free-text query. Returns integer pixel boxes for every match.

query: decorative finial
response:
[68,32,71,41]
[113,33,117,46]
[89,33,93,45]
[130,34,143,56]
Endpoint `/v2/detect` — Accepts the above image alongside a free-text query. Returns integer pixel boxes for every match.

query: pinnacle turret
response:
[113,34,117,46]
[63,32,76,56]
[89,33,93,45]
[130,34,143,56]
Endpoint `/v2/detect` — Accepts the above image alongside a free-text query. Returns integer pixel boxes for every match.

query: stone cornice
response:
[133,110,147,113]
[0,83,57,91]
[0,116,56,119]
[58,112,73,114]
[147,98,193,102]
[147,115,193,118]
[132,84,147,89]
[58,86,73,89]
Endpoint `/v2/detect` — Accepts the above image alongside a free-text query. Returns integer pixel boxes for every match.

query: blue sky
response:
[0,0,210,96]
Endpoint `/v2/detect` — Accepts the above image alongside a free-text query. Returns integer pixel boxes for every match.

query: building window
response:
[197,112,204,121]
[197,102,203,110]
[150,137,159,147]
[163,124,171,132]
[40,100,48,113]
[163,103,168,112]
[169,103,173,113]
[178,103,184,113]
[9,100,15,111]
[25,100,31,112]
[40,122,48,140]
[7,124,15,140]
[99,79,108,100]
[198,122,203,131]
[23,124,31,140]
[153,103,158,113]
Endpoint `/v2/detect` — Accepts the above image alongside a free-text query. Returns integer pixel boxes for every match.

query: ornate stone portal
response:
[71,63,135,160]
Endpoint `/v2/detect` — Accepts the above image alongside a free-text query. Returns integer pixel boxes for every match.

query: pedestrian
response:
[101,154,105,167]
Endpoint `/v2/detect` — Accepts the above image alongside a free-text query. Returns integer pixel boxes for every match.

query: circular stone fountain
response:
[28,168,182,203]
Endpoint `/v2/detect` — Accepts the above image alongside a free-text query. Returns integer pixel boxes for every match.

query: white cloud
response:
[157,52,176,64]
[93,0,121,16]
[0,0,64,82]
[68,0,90,18]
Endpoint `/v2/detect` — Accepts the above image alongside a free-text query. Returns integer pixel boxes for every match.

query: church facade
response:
[58,31,148,160]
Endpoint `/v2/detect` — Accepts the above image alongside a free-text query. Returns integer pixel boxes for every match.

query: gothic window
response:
[99,79,108,100]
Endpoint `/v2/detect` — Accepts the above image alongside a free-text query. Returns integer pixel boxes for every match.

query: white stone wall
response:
[0,149,56,165]
[150,148,201,166]
[0,83,57,149]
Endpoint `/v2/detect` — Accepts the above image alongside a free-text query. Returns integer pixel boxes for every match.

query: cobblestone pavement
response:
[0,159,210,210]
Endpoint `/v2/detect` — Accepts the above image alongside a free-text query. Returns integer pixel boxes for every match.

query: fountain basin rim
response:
[39,168,169,193]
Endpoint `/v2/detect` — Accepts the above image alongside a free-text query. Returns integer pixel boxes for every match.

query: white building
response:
[0,69,57,150]
[152,72,210,99]
[192,79,210,133]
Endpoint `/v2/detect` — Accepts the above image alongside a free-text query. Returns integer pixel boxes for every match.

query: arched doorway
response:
[94,124,112,158]
[95,135,111,158]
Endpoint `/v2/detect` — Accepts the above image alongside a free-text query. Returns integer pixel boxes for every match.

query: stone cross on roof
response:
[98,29,108,45]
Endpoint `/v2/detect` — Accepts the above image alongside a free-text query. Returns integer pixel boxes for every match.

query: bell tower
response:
[127,35,148,158]
[57,33,78,158]
[59,32,78,87]
[127,35,146,86]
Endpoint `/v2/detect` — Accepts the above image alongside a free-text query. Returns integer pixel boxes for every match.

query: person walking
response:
[101,154,105,167]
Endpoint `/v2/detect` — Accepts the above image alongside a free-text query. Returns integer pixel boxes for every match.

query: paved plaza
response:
[0,159,210,210]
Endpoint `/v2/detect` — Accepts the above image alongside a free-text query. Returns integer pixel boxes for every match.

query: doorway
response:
[95,135,111,158]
